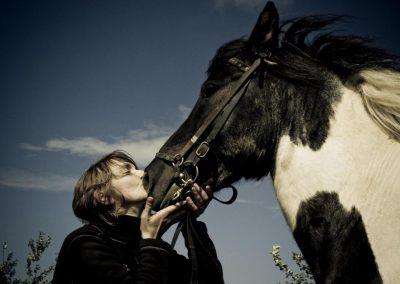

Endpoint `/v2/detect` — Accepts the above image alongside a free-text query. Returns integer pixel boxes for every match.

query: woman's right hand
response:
[140,197,185,239]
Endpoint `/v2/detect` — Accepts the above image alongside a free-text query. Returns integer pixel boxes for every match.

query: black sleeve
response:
[69,235,175,284]
[169,220,224,284]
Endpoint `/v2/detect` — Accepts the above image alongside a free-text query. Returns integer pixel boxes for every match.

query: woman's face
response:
[109,159,148,205]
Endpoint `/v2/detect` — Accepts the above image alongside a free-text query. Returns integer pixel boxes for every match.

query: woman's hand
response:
[141,184,213,238]
[140,197,185,239]
[185,183,213,217]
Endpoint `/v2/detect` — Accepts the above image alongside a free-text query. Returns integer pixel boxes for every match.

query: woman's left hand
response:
[157,184,213,237]
[185,183,213,217]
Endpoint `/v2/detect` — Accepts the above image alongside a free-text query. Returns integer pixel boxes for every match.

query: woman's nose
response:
[137,170,145,178]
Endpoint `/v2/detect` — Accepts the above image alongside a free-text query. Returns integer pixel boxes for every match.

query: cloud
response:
[0,168,76,191]
[20,123,173,166]
[13,104,196,191]
[178,104,191,120]
[214,0,265,8]
[213,0,294,10]
[6,122,177,191]
[19,104,197,165]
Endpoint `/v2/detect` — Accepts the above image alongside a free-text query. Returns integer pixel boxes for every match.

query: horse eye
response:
[201,82,220,98]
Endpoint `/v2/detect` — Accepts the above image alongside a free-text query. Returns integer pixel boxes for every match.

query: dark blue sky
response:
[1,0,399,283]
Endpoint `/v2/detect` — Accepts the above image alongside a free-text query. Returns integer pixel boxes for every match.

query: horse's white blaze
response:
[273,84,400,283]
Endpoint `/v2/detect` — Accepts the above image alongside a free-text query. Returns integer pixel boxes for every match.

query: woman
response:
[52,150,223,284]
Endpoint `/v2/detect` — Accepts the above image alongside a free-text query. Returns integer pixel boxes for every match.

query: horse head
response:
[145,1,346,209]
[144,2,284,209]
[144,1,400,282]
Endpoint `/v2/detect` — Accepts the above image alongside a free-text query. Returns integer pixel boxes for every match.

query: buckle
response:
[172,154,184,167]
[195,141,210,158]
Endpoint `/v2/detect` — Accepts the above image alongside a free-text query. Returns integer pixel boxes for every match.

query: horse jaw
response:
[273,85,400,283]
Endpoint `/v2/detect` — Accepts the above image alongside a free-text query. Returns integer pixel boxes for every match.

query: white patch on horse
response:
[273,78,400,283]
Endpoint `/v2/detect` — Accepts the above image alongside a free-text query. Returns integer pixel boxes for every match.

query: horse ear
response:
[248,1,279,51]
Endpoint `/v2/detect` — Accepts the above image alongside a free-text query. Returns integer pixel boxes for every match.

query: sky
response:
[0,0,399,283]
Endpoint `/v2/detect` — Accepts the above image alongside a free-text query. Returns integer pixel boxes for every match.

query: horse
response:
[144,1,400,283]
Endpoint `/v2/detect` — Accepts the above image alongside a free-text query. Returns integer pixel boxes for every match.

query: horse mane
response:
[282,16,399,76]
[208,15,400,142]
[283,16,400,141]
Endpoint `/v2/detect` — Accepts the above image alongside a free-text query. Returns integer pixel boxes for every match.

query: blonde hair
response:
[358,69,400,142]
[72,150,138,224]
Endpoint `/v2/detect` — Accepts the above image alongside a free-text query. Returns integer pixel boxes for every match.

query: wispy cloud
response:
[19,104,196,165]
[0,168,76,191]
[20,124,172,166]
[213,0,294,10]
[10,124,173,191]
[214,0,265,9]
[13,104,194,191]
[178,104,191,121]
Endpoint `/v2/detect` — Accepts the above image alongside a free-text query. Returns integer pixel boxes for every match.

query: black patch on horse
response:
[293,192,382,283]
[203,14,399,180]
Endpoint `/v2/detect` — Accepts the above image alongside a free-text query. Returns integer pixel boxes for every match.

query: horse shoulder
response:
[273,84,400,283]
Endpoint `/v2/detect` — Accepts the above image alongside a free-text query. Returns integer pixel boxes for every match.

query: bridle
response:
[155,52,272,205]
[153,52,273,284]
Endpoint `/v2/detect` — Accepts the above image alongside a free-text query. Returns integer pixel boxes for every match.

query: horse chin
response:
[158,183,182,209]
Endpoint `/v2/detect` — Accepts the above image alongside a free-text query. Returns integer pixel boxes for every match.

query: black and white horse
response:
[145,2,400,282]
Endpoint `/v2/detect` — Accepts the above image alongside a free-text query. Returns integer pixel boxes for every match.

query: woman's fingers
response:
[141,197,153,219]
[200,186,210,201]
[191,184,204,206]
[205,185,213,198]
[140,197,158,239]
[155,202,184,220]
[186,196,199,215]
[191,183,211,208]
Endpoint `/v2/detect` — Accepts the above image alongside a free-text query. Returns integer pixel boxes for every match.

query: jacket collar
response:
[91,215,141,245]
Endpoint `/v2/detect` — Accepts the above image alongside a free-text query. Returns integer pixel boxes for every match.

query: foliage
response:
[270,245,314,284]
[0,232,55,284]
[0,244,17,284]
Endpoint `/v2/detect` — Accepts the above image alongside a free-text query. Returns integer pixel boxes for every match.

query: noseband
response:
[156,54,272,204]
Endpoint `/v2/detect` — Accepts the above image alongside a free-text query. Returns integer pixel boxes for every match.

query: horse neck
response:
[272,83,400,226]
[272,83,400,282]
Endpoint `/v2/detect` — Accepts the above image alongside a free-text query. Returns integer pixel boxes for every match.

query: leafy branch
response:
[0,232,55,284]
[270,245,314,284]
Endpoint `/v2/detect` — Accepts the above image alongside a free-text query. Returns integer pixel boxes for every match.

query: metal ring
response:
[195,141,210,158]
[179,161,199,183]
[172,155,184,167]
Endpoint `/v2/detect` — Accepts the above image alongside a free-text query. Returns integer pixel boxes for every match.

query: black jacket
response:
[52,215,224,284]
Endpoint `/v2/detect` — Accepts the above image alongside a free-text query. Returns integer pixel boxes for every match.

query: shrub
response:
[0,232,54,284]
[270,245,314,284]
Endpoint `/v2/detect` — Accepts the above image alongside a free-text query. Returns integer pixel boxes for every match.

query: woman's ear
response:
[247,1,280,52]
[94,189,115,206]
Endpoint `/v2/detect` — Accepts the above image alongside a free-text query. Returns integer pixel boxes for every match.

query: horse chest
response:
[272,90,400,283]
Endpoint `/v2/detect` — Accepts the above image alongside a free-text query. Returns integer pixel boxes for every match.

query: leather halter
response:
[155,54,271,284]
[155,55,269,204]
